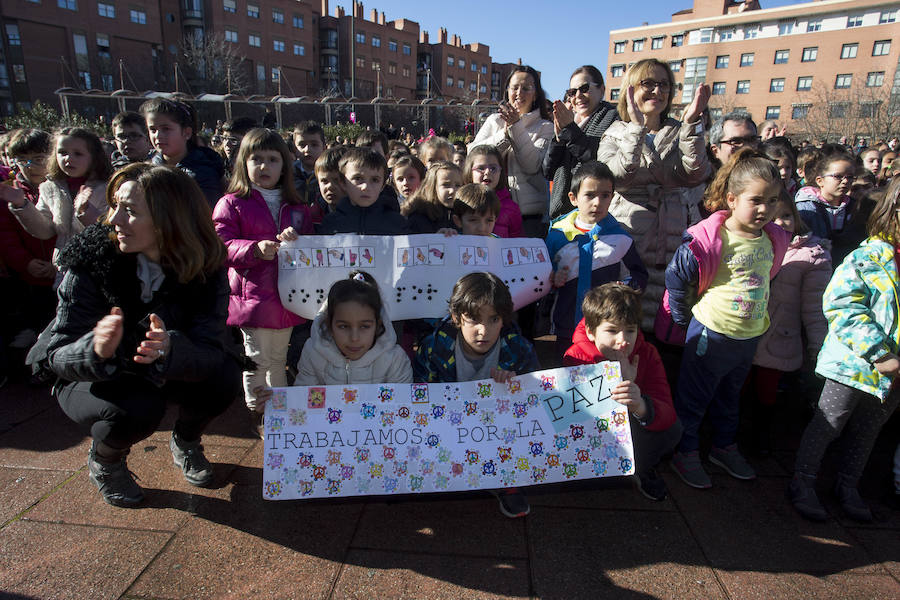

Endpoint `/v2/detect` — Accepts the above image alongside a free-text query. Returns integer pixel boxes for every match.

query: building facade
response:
[606,0,899,138]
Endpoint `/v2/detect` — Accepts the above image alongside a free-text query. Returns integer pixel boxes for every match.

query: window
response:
[447,56,454,66]
[682,82,695,103]
[355,56,365,68]
[96,33,110,56]
[770,78,784,92]
[225,28,238,43]
[610,88,620,100]
[709,107,722,120]
[389,40,397,52]
[792,104,810,119]
[881,10,897,23]
[712,82,726,95]
[715,55,729,69]
[765,106,780,120]
[248,34,260,47]
[78,70,91,88]
[830,102,849,118]
[402,43,411,55]
[801,47,817,62]
[873,40,891,56]
[684,57,707,78]
[458,59,465,69]
[101,74,113,91]
[293,44,304,56]
[867,71,884,87]
[371,36,380,48]
[272,9,283,24]
[292,15,303,28]
[388,62,396,75]
[668,61,680,72]
[446,76,453,87]
[718,28,734,42]
[457,79,464,89]
[736,80,750,94]
[480,84,487,94]
[841,43,858,59]
[98,2,115,17]
[355,32,365,44]
[632,39,644,52]
[740,53,754,67]
[12,64,26,83]
[402,66,410,78]
[778,21,794,35]
[471,62,477,72]
[698,28,713,43]
[247,4,259,18]
[774,50,789,64]
[651,36,664,49]
[671,34,683,47]
[271,67,279,82]
[129,9,146,23]
[614,41,625,54]
[273,40,284,52]
[807,19,821,32]
[73,33,88,62]
[470,81,476,92]
[847,14,863,28]
[57,0,76,9]
[223,0,235,13]
[256,64,264,81]
[481,64,487,74]
[5,25,21,46]
[834,73,852,89]
[744,23,760,39]
[797,76,812,91]
[860,102,880,118]
[611,64,625,77]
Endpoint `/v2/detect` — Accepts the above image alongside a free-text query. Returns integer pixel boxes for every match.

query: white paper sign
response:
[277,234,553,320]
[261,364,634,500]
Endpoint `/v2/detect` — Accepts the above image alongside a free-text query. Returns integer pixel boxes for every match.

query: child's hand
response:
[0,184,26,209]
[253,385,273,410]
[255,239,280,260]
[552,266,570,287]
[874,353,900,378]
[277,226,299,242]
[611,381,647,420]
[437,227,458,237]
[491,367,514,383]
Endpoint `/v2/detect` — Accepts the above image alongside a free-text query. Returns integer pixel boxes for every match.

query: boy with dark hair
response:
[546,160,648,356]
[563,283,682,500]
[318,148,408,235]
[110,112,152,169]
[451,183,500,237]
[220,117,258,176]
[292,121,327,220]
[355,130,389,157]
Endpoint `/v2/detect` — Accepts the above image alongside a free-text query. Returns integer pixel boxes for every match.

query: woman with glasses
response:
[544,66,619,220]
[597,58,711,330]
[471,65,554,237]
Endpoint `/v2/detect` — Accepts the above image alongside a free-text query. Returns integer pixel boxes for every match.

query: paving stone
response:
[850,528,900,580]
[24,440,247,532]
[0,402,91,470]
[0,520,170,600]
[147,399,261,448]
[0,382,56,433]
[527,476,677,511]
[529,507,725,600]
[716,570,900,600]
[332,549,530,600]
[0,466,73,525]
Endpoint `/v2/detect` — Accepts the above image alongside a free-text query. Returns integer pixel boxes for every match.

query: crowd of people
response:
[0,59,898,522]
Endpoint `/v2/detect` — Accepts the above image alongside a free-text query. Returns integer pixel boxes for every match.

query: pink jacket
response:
[753,234,831,371]
[213,190,313,329]
[492,188,524,238]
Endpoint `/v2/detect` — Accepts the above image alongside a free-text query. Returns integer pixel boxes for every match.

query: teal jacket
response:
[816,237,900,401]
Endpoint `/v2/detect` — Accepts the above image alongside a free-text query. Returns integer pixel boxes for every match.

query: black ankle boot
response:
[88,441,144,507]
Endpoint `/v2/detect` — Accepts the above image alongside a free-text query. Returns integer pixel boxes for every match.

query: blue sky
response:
[333,0,803,98]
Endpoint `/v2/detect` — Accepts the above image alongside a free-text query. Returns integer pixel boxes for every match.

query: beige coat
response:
[597,118,710,330]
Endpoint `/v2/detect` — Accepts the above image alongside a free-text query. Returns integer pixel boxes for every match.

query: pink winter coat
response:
[213,190,314,329]
[492,188,524,238]
[753,233,831,371]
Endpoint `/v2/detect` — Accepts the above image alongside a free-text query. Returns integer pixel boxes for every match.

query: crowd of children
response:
[0,83,898,521]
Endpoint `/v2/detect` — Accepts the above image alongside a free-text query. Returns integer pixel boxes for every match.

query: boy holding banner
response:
[563,283,682,501]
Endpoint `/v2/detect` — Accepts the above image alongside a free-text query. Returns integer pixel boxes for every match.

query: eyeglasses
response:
[564,82,598,99]
[114,132,145,142]
[472,165,500,175]
[508,84,535,94]
[222,136,241,146]
[13,156,47,168]
[823,173,854,182]
[719,136,760,148]
[638,79,670,93]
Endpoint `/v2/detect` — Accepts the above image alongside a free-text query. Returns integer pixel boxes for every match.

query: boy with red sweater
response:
[564,283,682,500]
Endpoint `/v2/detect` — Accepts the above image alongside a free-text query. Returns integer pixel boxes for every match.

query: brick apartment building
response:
[606,0,899,136]
[0,0,523,118]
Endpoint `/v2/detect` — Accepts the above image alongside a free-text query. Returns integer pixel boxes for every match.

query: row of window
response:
[240,33,304,56]
[446,56,489,74]
[704,72,885,96]
[222,0,304,28]
[443,76,488,92]
[353,33,412,55]
[352,57,412,78]
[89,2,148,23]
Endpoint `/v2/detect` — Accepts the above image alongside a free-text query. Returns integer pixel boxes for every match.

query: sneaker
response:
[709,444,757,480]
[170,433,214,487]
[635,468,668,501]
[490,489,530,518]
[834,477,873,522]
[88,448,144,507]
[671,451,712,489]
[788,473,828,521]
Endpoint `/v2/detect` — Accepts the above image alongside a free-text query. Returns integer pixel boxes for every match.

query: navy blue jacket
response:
[318,194,409,235]
[151,146,224,207]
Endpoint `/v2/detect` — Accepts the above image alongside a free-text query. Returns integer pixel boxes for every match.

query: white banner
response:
[277,234,553,320]
[262,363,634,500]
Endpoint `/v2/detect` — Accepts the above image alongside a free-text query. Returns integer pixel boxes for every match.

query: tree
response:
[179,32,249,95]
[789,78,900,143]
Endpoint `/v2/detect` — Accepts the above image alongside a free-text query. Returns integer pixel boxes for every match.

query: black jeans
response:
[57,357,241,452]
[631,415,683,475]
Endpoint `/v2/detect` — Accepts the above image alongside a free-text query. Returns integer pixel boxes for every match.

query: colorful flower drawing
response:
[342,388,358,403]
[327,450,341,465]
[265,480,283,497]
[476,382,492,398]
[289,408,307,426]
[266,453,284,469]
[268,415,284,432]
[307,387,326,409]
[327,408,342,424]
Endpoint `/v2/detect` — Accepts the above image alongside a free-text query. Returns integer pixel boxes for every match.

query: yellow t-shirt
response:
[692,226,774,339]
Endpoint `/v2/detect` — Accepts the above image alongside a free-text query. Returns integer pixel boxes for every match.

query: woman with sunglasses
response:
[471,65,554,237]
[597,58,711,331]
[544,66,620,220]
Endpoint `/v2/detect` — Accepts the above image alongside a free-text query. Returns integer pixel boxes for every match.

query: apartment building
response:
[416,28,491,102]
[606,0,899,129]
